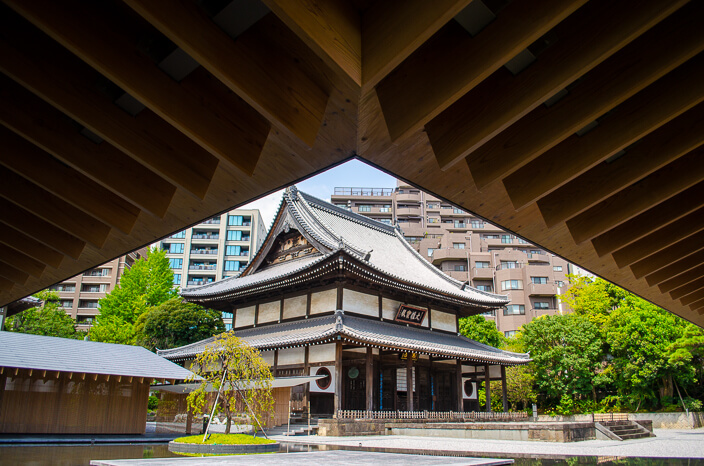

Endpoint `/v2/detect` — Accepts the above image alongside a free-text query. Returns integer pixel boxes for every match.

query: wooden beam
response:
[0,77,176,217]
[430,0,686,174]
[0,21,218,200]
[673,278,704,302]
[0,126,139,234]
[504,54,704,209]
[538,102,704,228]
[566,148,704,244]
[6,0,271,175]
[659,264,704,294]
[126,2,318,149]
[591,181,704,257]
[646,250,704,287]
[263,0,361,87]
[0,243,45,278]
[630,230,704,279]
[362,0,471,90]
[0,261,29,284]
[375,0,585,142]
[612,206,704,268]
[0,225,63,268]
[0,276,14,292]
[689,297,704,312]
[0,166,111,248]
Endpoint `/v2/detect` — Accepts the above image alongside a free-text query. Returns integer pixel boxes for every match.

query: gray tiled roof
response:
[182,188,509,308]
[0,331,195,380]
[158,311,530,366]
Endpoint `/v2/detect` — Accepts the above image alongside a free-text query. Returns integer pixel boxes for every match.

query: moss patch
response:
[173,433,275,445]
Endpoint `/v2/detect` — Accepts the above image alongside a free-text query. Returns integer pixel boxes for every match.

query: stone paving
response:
[270,428,704,459]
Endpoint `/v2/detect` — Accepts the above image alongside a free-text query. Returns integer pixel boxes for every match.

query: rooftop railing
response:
[334,187,394,196]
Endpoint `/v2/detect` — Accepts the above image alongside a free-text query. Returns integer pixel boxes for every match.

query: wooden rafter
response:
[0,225,64,268]
[645,250,704,287]
[630,230,704,279]
[0,261,29,285]
[659,264,704,294]
[0,243,45,278]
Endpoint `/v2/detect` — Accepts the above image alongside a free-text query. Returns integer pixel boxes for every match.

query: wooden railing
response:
[593,412,628,422]
[336,410,528,421]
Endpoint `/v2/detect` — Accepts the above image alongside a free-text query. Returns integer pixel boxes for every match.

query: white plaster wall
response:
[343,289,378,317]
[309,343,336,363]
[235,305,255,328]
[310,289,337,315]
[260,350,275,366]
[258,301,280,324]
[283,295,308,320]
[382,298,401,321]
[431,309,457,333]
[277,347,305,366]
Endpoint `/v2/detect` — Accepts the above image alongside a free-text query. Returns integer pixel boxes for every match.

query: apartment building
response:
[331,183,573,336]
[159,209,266,290]
[48,248,148,330]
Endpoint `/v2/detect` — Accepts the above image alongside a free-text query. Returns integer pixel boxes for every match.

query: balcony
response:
[445,270,470,281]
[396,206,422,216]
[528,282,557,296]
[532,307,558,314]
[471,267,494,279]
[189,264,217,271]
[333,187,394,197]
[191,234,219,240]
[430,248,468,263]
[190,249,218,255]
[186,280,214,286]
[396,192,421,203]
[426,204,440,212]
[199,218,221,225]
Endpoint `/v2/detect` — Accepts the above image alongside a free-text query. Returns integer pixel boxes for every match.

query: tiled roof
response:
[0,331,195,380]
[182,187,509,308]
[158,310,530,366]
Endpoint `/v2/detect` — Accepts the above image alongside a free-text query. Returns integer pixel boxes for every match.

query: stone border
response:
[168,440,279,454]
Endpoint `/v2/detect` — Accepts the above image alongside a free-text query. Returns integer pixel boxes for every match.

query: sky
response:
[241,159,398,227]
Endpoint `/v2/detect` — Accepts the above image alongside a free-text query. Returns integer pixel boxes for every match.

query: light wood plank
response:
[375,0,585,142]
[430,0,685,174]
[0,225,63,269]
[591,181,704,257]
[0,243,45,278]
[5,0,269,175]
[263,0,361,87]
[566,148,704,244]
[0,126,139,234]
[0,20,217,200]
[630,230,704,279]
[362,0,470,90]
[0,77,175,218]
[682,291,704,307]
[646,250,704,287]
[0,199,85,260]
[126,0,321,148]
[0,261,29,285]
[673,278,704,302]
[659,264,704,294]
[538,102,704,227]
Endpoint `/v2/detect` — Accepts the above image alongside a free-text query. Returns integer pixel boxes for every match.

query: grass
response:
[173,433,276,445]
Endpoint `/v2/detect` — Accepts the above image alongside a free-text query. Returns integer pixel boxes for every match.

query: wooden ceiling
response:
[1,0,704,327]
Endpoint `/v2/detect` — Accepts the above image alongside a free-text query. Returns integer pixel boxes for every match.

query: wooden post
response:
[501,365,508,412]
[485,363,491,412]
[366,346,373,411]
[334,340,342,414]
[406,353,414,412]
[456,359,463,412]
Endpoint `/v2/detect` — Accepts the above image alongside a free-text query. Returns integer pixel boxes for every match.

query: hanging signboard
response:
[394,304,427,326]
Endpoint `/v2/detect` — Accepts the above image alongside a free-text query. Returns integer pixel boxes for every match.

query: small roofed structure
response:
[162,187,529,417]
[0,331,194,434]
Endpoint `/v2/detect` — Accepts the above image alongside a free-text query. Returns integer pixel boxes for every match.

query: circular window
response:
[315,367,332,390]
[348,367,360,379]
[464,380,474,397]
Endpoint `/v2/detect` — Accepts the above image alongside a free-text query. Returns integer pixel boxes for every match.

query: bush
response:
[148,395,159,411]
[173,434,275,445]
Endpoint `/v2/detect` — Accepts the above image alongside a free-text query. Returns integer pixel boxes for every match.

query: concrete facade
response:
[331,182,574,335]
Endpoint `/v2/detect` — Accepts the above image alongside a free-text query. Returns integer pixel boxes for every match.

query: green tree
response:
[187,332,274,436]
[459,314,504,348]
[560,275,627,329]
[5,290,84,339]
[89,248,177,344]
[135,297,225,351]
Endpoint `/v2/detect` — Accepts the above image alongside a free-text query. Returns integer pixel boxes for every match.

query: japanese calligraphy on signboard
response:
[394,304,427,326]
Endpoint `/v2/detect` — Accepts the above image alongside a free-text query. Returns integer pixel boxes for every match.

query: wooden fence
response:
[336,410,528,421]
[593,412,629,422]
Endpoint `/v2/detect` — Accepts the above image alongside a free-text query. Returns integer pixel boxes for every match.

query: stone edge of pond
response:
[168,440,279,454]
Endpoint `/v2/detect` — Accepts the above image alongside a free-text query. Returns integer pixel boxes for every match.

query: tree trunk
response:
[225,415,232,434]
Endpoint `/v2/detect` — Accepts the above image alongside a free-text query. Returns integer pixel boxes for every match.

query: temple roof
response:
[158,310,530,366]
[181,187,509,309]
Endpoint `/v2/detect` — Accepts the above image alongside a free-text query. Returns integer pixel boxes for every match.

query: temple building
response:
[159,187,530,416]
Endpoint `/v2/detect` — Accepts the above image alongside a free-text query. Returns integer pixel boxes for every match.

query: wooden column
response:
[334,341,342,414]
[501,365,508,412]
[366,347,374,411]
[485,363,491,412]
[406,353,414,412]
[456,360,463,412]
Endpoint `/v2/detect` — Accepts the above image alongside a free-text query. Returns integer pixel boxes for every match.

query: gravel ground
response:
[272,428,704,459]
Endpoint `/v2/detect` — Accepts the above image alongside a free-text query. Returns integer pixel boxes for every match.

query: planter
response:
[168,440,278,455]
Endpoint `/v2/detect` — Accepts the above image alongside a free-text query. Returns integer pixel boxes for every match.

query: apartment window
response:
[441,205,452,210]
[471,220,484,229]
[482,310,496,316]
[358,205,371,212]
[167,243,184,254]
[534,301,550,309]
[476,284,493,292]
[518,238,529,244]
[81,284,107,293]
[453,243,465,249]
[380,205,391,213]
[224,260,241,271]
[500,261,518,269]
[228,215,244,226]
[531,277,548,284]
[501,235,513,244]
[169,258,183,269]
[379,218,392,225]
[503,304,525,316]
[428,218,439,224]
[556,281,564,288]
[531,249,544,255]
[427,248,436,257]
[453,221,466,228]
[405,236,423,243]
[78,300,99,309]
[505,330,517,338]
[84,268,109,277]
[60,300,73,309]
[427,203,438,209]
[52,283,75,292]
[226,245,241,256]
[553,265,563,272]
[475,261,490,268]
[227,230,243,241]
[454,265,467,271]
[174,274,181,285]
[222,311,233,319]
[484,234,499,239]
[501,279,523,291]
[170,231,186,239]
[453,208,464,214]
